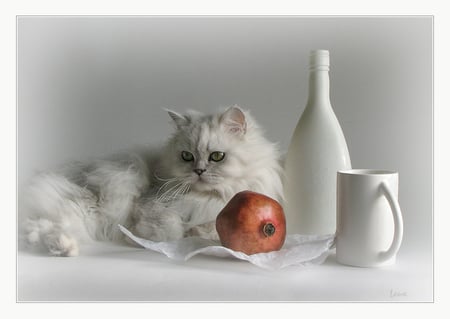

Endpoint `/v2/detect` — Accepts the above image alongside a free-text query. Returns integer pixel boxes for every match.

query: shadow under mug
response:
[336,169,403,267]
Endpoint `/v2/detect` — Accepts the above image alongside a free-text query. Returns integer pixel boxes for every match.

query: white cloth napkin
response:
[119,225,335,270]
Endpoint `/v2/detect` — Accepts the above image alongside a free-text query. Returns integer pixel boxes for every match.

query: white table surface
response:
[17,241,432,302]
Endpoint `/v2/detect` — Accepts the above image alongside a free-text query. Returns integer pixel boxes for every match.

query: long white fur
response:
[21,106,284,256]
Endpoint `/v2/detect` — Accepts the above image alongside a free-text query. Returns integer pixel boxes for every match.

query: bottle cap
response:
[309,50,330,70]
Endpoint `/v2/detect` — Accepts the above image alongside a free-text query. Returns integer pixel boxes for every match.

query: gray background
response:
[18,16,432,259]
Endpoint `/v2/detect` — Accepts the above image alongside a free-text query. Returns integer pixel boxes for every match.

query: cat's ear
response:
[166,109,189,128]
[220,105,247,136]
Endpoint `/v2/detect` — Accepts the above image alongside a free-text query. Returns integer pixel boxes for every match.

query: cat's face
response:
[162,106,248,197]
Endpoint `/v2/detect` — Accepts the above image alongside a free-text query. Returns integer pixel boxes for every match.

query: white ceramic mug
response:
[336,169,403,267]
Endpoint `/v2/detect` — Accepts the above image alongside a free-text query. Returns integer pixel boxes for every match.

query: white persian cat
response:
[21,106,283,256]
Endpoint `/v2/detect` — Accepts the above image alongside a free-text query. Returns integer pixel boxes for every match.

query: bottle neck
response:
[307,69,331,106]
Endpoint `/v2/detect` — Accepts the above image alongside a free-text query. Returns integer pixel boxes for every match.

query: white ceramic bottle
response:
[283,50,351,235]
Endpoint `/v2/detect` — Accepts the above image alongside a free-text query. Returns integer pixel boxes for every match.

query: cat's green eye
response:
[209,151,225,162]
[181,151,194,162]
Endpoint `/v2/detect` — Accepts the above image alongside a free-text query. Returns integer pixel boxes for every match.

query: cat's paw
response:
[23,218,80,256]
[43,233,79,257]
[133,212,185,242]
[186,221,219,241]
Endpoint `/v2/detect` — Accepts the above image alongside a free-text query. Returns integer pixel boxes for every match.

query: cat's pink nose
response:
[193,168,206,176]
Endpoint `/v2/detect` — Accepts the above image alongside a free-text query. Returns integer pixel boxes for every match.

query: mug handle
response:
[378,181,404,263]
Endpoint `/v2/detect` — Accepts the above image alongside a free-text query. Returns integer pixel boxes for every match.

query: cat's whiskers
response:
[155,177,191,203]
[156,177,182,198]
[157,183,182,202]
[166,183,190,202]
[172,181,190,199]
